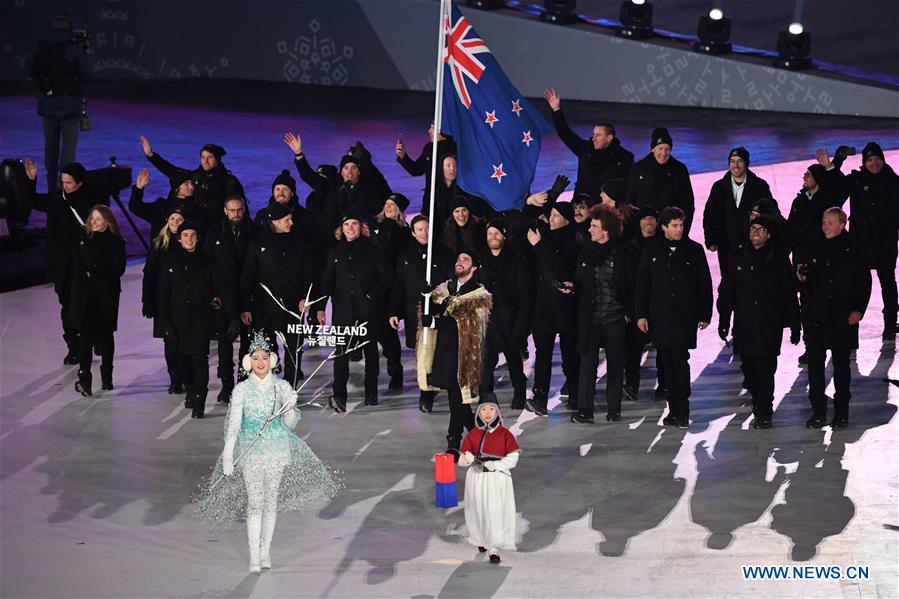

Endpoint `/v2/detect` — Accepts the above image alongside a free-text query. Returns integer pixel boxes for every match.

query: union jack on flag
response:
[440,4,548,212]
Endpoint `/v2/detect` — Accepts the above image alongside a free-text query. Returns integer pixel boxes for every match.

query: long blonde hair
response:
[153,211,183,250]
[376,198,409,227]
[84,205,122,239]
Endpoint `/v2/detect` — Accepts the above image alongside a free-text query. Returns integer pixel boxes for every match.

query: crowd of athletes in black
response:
[21,88,898,437]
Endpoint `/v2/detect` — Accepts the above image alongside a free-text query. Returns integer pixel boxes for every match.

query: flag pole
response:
[424,0,448,296]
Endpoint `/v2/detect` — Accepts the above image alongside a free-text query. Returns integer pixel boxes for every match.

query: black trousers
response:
[216,322,250,386]
[333,337,379,399]
[875,260,898,333]
[740,353,777,419]
[446,386,474,448]
[624,322,649,392]
[77,325,114,385]
[806,336,851,421]
[481,327,526,395]
[55,283,79,355]
[182,352,210,415]
[658,348,691,419]
[577,322,626,416]
[378,325,403,374]
[532,328,579,398]
[43,115,79,194]
[163,335,181,383]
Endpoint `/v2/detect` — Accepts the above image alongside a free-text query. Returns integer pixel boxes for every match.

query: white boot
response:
[260,511,277,569]
[247,513,262,573]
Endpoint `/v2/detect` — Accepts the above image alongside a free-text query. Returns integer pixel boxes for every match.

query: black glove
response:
[350,141,371,163]
[421,314,436,328]
[718,324,729,342]
[832,145,854,170]
[546,174,571,202]
[418,278,436,296]
[790,328,801,345]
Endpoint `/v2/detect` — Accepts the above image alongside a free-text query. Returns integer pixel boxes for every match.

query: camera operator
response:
[29,14,91,194]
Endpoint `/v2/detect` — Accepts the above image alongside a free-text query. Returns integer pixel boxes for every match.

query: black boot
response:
[510,387,526,412]
[622,384,638,402]
[446,435,462,462]
[63,350,80,366]
[100,365,113,391]
[419,391,434,413]
[191,390,207,419]
[525,388,547,416]
[329,395,347,413]
[168,371,184,394]
[570,410,594,424]
[388,367,403,391]
[63,331,79,365]
[75,370,92,397]
[364,394,379,406]
[217,379,234,404]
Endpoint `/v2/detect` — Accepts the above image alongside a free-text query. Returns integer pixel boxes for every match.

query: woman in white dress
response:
[197,334,341,573]
[458,401,521,564]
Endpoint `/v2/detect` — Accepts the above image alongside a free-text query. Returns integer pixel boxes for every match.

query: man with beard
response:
[570,193,595,246]
[158,221,237,418]
[543,88,634,198]
[702,147,773,272]
[442,196,486,254]
[636,207,712,428]
[477,219,532,411]
[253,168,327,252]
[623,206,659,402]
[205,194,255,402]
[285,131,388,233]
[418,249,492,459]
[786,148,850,256]
[571,204,638,424]
[139,136,244,225]
[240,203,320,388]
[389,215,455,413]
[24,159,106,364]
[129,167,206,236]
[843,142,898,340]
[527,202,581,414]
[395,122,457,211]
[794,208,871,429]
[321,210,394,412]
[627,128,696,234]
[717,215,801,428]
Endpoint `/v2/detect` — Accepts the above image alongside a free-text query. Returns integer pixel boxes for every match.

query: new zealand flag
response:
[440,4,548,212]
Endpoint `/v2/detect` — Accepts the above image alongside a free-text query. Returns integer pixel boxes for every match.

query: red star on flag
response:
[522,130,534,147]
[484,110,499,128]
[511,99,522,116]
[491,163,507,184]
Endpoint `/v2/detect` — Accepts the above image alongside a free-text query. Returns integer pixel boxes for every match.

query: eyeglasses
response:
[749,225,768,233]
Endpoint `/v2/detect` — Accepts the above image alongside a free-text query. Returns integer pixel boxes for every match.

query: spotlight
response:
[618,0,653,40]
[694,8,732,55]
[540,0,578,24]
[465,0,503,9]
[774,22,812,70]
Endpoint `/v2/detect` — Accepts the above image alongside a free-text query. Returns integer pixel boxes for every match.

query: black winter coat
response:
[627,154,696,233]
[846,163,899,269]
[142,240,178,338]
[551,109,634,199]
[204,215,256,297]
[795,232,872,350]
[635,236,713,349]
[240,230,316,332]
[157,248,235,355]
[390,240,455,348]
[574,240,639,351]
[146,152,244,225]
[66,229,126,333]
[253,197,328,251]
[477,246,532,346]
[717,242,800,357]
[295,154,386,234]
[128,186,207,238]
[786,168,849,255]
[702,170,772,255]
[28,181,105,289]
[397,138,457,209]
[530,224,580,333]
[321,236,394,337]
[442,216,486,255]
[371,218,411,271]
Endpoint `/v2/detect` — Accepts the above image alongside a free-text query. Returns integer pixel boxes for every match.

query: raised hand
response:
[284,132,303,155]
[544,88,561,112]
[135,167,150,189]
[23,157,37,181]
[815,147,832,169]
[139,135,153,157]
[395,138,406,159]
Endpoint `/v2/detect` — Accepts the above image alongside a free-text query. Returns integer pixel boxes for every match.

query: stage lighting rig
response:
[540,0,578,24]
[618,0,653,40]
[694,8,732,54]
[774,22,812,69]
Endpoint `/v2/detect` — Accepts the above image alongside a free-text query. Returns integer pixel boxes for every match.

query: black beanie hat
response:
[165,205,186,220]
[201,144,226,160]
[386,193,410,212]
[728,146,750,166]
[176,220,199,237]
[450,195,471,212]
[807,164,827,186]
[750,197,778,217]
[552,201,574,224]
[169,170,193,190]
[60,162,87,184]
[340,208,364,225]
[571,192,596,208]
[272,169,296,195]
[339,155,360,171]
[486,218,507,236]
[650,127,673,150]
[410,214,429,229]
[601,178,629,205]
[316,164,338,181]
[457,248,481,268]
[266,202,292,222]
[862,142,885,162]
[636,204,659,222]
[751,214,777,234]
